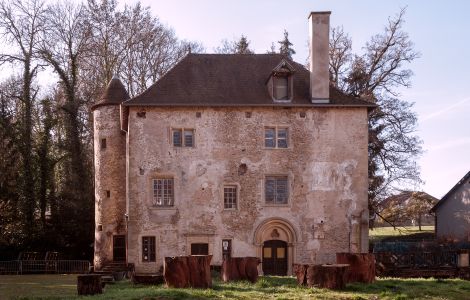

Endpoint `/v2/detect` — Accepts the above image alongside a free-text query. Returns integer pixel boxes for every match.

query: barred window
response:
[265,127,288,148]
[142,236,156,262]
[224,186,237,209]
[153,178,174,206]
[172,128,194,147]
[265,176,288,204]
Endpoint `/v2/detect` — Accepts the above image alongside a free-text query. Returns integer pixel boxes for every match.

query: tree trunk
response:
[221,257,260,283]
[294,264,349,289]
[336,253,375,283]
[163,255,212,288]
[77,274,102,295]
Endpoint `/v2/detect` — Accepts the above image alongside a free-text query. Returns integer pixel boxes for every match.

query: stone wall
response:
[93,105,127,269]
[125,106,369,274]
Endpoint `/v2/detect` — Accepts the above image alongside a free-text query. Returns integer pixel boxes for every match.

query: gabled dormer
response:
[268,59,295,102]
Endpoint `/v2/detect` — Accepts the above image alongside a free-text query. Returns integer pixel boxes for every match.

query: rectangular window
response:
[142,236,156,262]
[223,185,237,209]
[172,128,194,147]
[265,127,288,148]
[191,243,209,255]
[153,178,174,206]
[265,176,288,204]
[273,76,289,100]
[101,138,107,149]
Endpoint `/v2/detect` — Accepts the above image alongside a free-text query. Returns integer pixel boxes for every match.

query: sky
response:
[125,0,469,199]
[4,0,469,199]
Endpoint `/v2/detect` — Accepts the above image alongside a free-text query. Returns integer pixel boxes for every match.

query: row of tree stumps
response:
[293,253,376,289]
[77,253,374,294]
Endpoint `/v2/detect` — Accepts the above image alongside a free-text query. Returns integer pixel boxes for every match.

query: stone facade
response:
[123,106,369,274]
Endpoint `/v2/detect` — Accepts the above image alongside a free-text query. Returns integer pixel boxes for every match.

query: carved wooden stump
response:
[336,253,376,283]
[77,274,102,295]
[163,255,212,288]
[222,257,260,283]
[293,264,349,289]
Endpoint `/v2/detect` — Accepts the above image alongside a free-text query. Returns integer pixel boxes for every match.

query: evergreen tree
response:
[278,29,295,59]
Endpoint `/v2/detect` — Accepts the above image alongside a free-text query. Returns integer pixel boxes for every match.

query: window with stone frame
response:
[172,128,194,147]
[153,178,174,206]
[142,236,156,262]
[265,127,288,148]
[265,176,289,204]
[223,185,238,209]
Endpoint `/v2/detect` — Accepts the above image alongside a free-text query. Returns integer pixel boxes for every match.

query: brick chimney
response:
[309,11,331,103]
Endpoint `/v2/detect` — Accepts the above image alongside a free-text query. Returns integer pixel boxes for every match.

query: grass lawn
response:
[369,226,435,243]
[1,274,470,300]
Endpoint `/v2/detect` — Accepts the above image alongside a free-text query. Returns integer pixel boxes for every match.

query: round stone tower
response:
[91,77,129,270]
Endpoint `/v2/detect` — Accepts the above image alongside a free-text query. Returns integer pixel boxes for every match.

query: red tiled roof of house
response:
[122,54,375,108]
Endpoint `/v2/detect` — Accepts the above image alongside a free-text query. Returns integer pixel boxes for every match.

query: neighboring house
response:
[431,171,470,241]
[91,12,374,275]
[377,191,438,228]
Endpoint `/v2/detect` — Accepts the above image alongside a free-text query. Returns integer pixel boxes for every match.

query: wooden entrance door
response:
[113,235,126,262]
[262,240,287,275]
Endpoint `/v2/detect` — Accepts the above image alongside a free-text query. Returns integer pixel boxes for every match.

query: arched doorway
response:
[262,240,288,275]
[253,218,298,275]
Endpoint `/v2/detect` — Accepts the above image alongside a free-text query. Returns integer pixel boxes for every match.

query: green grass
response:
[369,226,434,242]
[1,274,470,300]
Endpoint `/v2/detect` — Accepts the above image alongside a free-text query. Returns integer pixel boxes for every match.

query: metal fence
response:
[0,260,90,274]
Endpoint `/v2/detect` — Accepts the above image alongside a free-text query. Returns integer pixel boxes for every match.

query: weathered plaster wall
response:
[125,106,369,274]
[93,105,127,269]
[436,182,470,241]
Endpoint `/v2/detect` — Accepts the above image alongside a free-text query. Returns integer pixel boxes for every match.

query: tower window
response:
[101,138,107,149]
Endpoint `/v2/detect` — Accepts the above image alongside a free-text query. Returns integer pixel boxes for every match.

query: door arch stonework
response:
[253,218,298,275]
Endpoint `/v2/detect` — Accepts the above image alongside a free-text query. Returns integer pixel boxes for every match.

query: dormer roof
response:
[122,54,375,108]
[92,77,130,110]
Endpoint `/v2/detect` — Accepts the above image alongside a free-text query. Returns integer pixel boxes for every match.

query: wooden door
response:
[262,240,287,275]
[113,235,126,262]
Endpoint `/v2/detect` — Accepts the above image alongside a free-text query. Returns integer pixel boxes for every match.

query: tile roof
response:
[91,77,130,110]
[122,54,375,108]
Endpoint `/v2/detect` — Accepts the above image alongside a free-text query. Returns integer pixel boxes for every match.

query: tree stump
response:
[77,274,102,295]
[222,257,260,283]
[293,264,308,286]
[293,264,349,289]
[187,255,212,288]
[336,253,375,283]
[163,255,212,288]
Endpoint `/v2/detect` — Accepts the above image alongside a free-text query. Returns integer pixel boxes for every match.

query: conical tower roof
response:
[91,77,130,110]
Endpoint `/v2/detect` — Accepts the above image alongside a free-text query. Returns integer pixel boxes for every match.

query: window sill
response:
[263,203,290,207]
[150,206,177,211]
[222,208,238,211]
[263,147,290,150]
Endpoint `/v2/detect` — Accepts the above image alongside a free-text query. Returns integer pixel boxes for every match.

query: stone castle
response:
[92,11,373,275]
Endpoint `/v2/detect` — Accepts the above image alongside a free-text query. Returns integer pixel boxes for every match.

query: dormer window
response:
[273,75,289,100]
[269,59,295,102]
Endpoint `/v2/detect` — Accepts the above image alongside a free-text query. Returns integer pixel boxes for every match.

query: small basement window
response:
[191,243,209,255]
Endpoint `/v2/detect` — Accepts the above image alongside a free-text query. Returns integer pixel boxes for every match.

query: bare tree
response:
[0,0,46,238]
[215,35,254,54]
[39,0,94,249]
[329,8,422,226]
